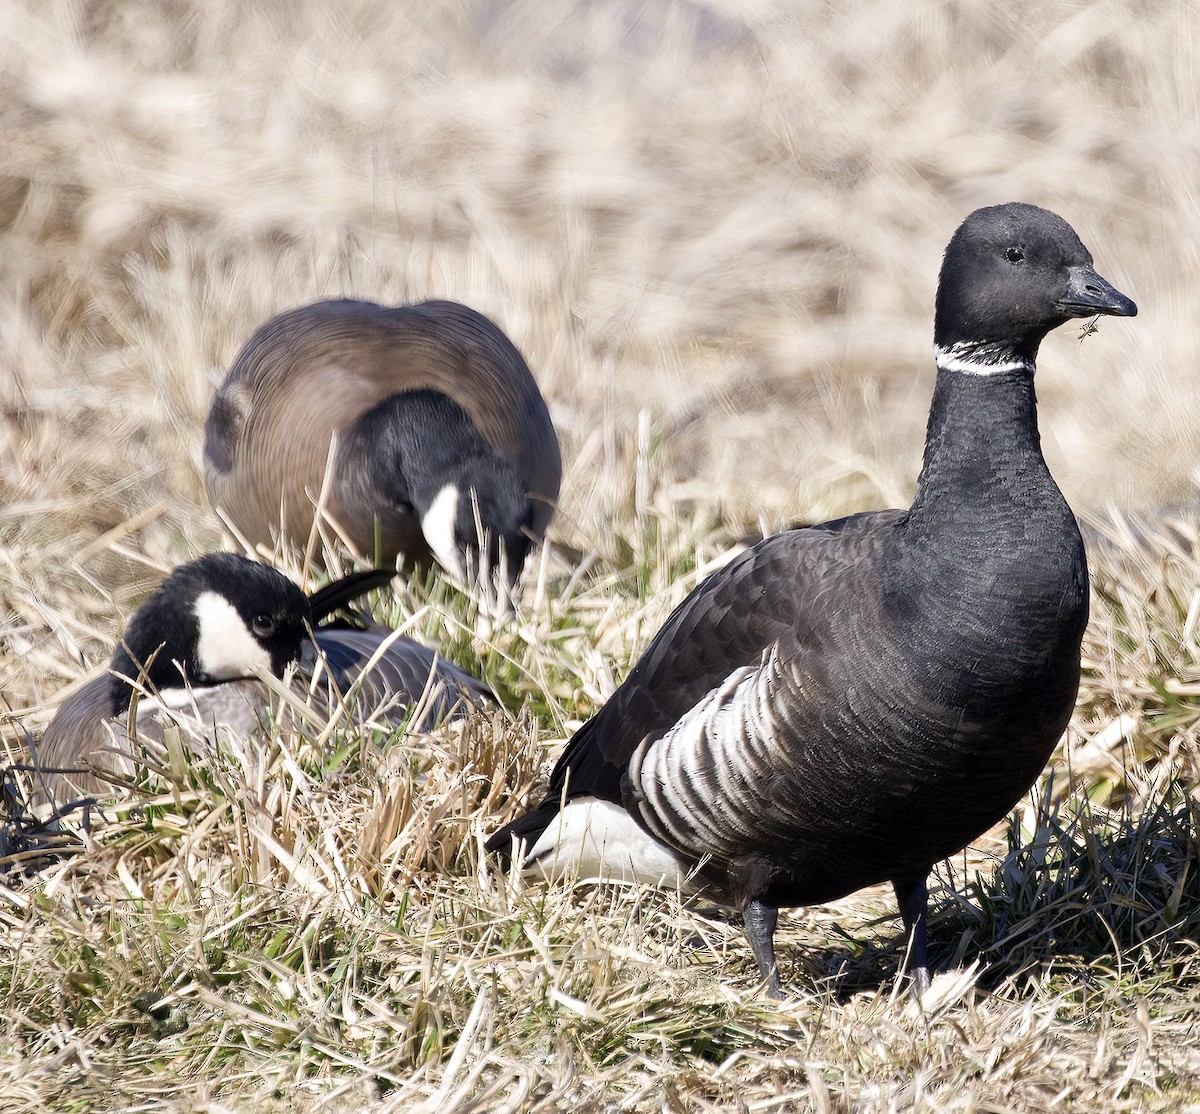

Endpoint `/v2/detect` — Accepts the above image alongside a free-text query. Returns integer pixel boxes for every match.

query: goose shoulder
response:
[547,511,902,804]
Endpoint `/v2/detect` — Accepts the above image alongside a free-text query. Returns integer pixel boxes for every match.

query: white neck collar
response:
[933,342,1034,377]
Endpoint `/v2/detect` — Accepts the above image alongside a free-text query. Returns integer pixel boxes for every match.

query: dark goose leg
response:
[744,896,783,998]
[894,876,931,996]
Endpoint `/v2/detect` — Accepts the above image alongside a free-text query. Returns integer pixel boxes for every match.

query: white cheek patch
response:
[933,343,1033,376]
[193,591,274,680]
[421,484,466,581]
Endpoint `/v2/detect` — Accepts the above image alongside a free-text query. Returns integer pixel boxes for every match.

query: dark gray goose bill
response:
[1058,265,1137,318]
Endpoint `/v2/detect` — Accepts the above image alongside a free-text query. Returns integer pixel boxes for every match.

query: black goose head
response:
[108,554,312,713]
[417,457,535,592]
[356,388,535,590]
[934,202,1137,370]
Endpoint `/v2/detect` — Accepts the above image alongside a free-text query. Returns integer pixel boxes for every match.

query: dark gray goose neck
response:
[346,388,532,580]
[350,390,493,500]
[907,200,1138,537]
[907,365,1055,532]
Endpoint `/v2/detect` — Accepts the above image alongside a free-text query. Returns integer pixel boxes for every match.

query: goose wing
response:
[34,675,115,797]
[489,511,900,857]
[312,626,491,730]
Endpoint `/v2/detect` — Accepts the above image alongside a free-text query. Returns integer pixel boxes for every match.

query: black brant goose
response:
[36,554,490,799]
[204,298,562,587]
[487,203,1137,994]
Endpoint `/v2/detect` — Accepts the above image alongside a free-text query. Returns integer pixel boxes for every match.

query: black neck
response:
[345,389,494,511]
[109,638,184,713]
[890,363,1087,684]
[907,366,1060,534]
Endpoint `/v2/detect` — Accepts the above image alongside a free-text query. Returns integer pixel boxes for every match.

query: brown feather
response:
[204,299,560,563]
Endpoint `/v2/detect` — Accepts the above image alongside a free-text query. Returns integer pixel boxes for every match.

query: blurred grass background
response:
[3,2,1192,631]
[2,1,1200,1109]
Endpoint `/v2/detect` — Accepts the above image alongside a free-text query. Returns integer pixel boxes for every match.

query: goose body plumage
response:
[36,555,489,800]
[204,298,561,582]
[488,203,1138,993]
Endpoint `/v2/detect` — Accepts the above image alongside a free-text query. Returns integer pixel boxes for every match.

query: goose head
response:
[934,202,1137,372]
[108,553,312,712]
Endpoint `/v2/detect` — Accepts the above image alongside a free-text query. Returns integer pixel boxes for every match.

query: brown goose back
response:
[204,299,561,562]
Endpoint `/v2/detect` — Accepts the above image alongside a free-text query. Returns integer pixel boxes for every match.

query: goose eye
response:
[1005,246,1025,264]
[250,614,276,638]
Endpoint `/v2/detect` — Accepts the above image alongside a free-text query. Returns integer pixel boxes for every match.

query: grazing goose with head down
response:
[487,203,1137,994]
[36,554,490,801]
[204,298,561,589]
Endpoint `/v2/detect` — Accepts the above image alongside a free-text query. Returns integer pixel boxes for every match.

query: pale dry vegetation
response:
[2,0,1200,1110]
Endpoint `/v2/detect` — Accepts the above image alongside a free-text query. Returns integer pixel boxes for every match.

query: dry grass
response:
[3,0,1200,1109]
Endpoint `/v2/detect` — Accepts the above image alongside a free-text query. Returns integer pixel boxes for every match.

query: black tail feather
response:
[307,568,396,622]
[485,714,626,870]
[484,801,562,869]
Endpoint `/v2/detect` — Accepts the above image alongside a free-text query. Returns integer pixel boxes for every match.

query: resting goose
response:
[36,554,490,800]
[204,298,561,587]
[487,203,1137,994]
